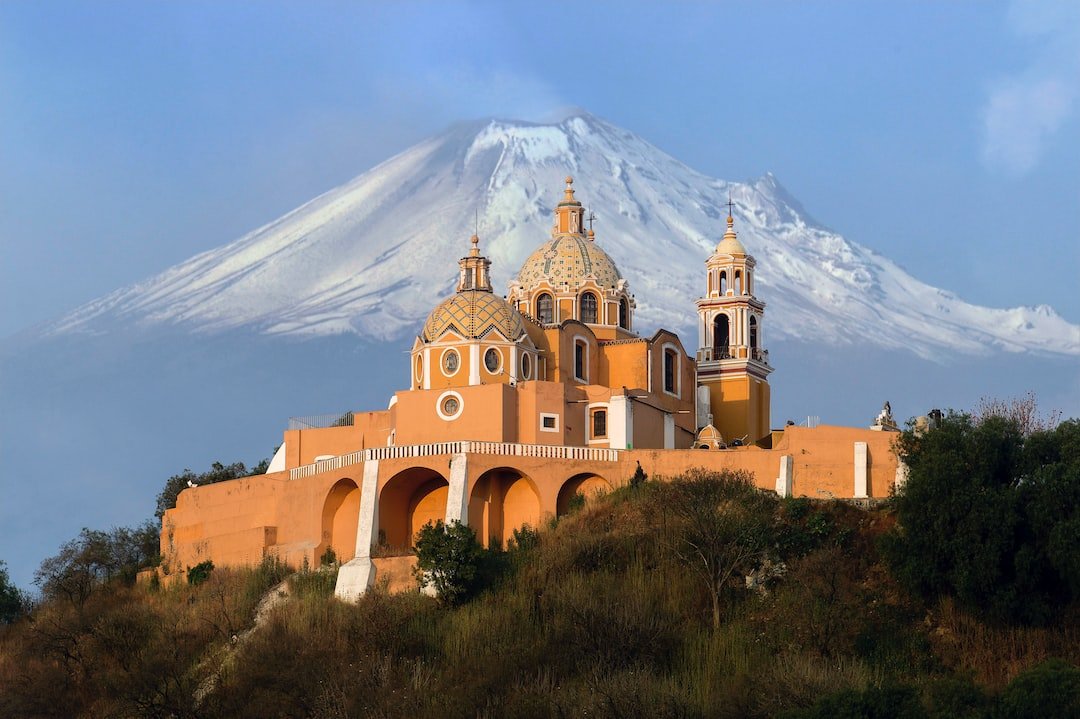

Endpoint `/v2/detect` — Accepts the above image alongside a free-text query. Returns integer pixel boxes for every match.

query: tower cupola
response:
[694,203,773,444]
[457,233,492,292]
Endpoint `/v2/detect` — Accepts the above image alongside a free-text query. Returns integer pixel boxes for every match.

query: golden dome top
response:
[422,290,526,342]
[715,213,747,256]
[516,234,623,292]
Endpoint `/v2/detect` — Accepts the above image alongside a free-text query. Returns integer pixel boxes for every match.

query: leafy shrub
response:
[187,560,214,586]
[413,520,485,606]
[996,659,1080,719]
[319,545,338,566]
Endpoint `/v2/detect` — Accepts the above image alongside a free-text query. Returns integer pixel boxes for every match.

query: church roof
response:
[422,290,526,342]
[517,234,623,292]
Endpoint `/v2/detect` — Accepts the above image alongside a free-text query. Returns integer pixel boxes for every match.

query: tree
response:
[885,410,1080,625]
[0,560,27,624]
[34,522,161,605]
[655,469,776,628]
[412,520,485,606]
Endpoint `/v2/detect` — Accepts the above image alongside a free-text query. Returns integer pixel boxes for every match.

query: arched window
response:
[749,316,758,352]
[618,298,629,330]
[735,270,742,295]
[719,271,727,295]
[713,314,730,359]
[580,292,598,324]
[536,293,554,324]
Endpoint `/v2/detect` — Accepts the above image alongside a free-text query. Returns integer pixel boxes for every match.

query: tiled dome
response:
[422,290,526,342]
[517,235,623,292]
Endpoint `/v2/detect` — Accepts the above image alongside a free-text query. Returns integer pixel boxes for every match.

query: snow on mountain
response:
[45,112,1080,358]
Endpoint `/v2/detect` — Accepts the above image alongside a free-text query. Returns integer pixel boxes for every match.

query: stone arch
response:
[468,467,541,548]
[379,467,449,551]
[319,478,360,563]
[557,473,613,516]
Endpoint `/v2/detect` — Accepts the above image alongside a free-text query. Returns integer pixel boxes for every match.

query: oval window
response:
[520,352,531,380]
[484,347,500,373]
[442,349,459,375]
[442,396,459,417]
[415,355,423,385]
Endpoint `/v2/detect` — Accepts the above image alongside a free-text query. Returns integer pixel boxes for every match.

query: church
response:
[160,177,903,598]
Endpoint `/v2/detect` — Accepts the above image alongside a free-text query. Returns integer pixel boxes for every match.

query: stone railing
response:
[288,441,621,480]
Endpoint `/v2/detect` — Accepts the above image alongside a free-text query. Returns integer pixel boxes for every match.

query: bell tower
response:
[694,206,773,444]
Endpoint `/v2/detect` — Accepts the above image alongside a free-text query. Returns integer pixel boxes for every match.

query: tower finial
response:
[469,232,480,257]
[726,196,735,227]
[563,175,576,204]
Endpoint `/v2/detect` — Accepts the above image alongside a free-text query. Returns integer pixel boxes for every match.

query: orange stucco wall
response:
[161,424,900,579]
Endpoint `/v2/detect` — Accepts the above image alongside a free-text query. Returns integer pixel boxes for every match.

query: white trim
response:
[423,348,431,389]
[608,395,633,449]
[539,412,560,433]
[663,413,675,449]
[267,442,287,473]
[436,390,464,421]
[469,344,480,386]
[440,348,461,378]
[854,442,869,498]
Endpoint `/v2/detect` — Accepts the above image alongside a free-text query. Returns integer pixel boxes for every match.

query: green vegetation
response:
[412,520,486,606]
[186,559,215,586]
[884,412,1080,625]
[1,407,1077,717]
[0,561,28,624]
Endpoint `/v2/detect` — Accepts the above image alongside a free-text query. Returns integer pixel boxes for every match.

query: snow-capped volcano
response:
[45,112,1080,358]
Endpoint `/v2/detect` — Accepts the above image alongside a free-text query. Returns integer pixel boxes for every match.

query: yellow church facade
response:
[160,178,903,598]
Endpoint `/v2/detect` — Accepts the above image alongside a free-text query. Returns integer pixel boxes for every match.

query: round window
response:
[442,396,459,416]
[484,347,500,373]
[520,353,531,380]
[442,349,459,375]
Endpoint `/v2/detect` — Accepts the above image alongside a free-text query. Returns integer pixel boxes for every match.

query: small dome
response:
[422,290,526,342]
[517,235,623,292]
[715,215,747,256]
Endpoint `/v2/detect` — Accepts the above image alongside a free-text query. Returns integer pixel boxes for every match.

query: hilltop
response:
[3,425,1079,718]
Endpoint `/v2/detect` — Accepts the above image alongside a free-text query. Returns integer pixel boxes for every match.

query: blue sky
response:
[1,0,1078,336]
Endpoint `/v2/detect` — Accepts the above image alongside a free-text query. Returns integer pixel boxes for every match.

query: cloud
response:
[982,78,1073,173]
[980,0,1080,175]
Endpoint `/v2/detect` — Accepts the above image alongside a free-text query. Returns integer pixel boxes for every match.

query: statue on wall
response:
[874,401,895,428]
